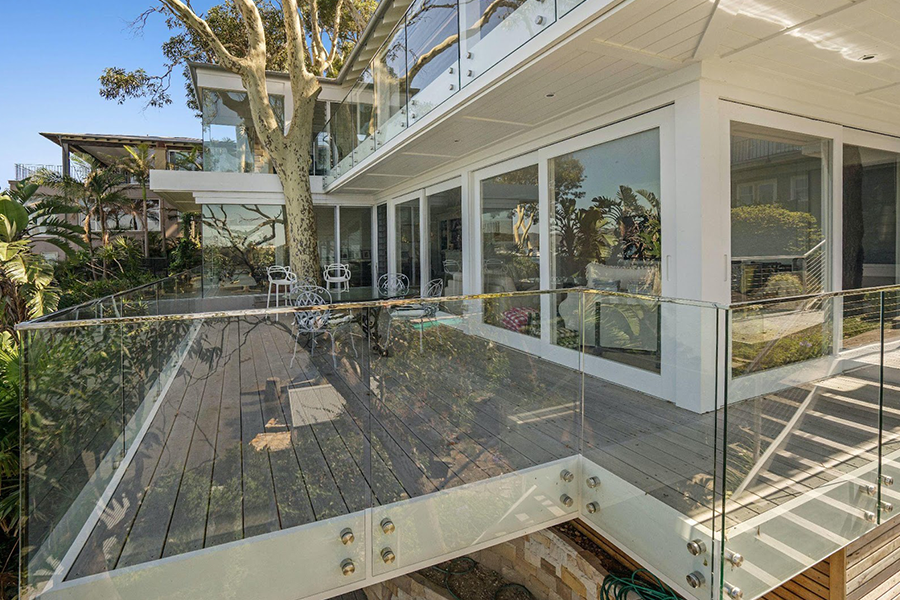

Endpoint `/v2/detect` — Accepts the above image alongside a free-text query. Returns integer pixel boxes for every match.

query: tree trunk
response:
[275,151,321,281]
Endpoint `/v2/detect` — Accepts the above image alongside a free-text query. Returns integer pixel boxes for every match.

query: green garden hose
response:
[598,569,680,600]
[426,557,535,600]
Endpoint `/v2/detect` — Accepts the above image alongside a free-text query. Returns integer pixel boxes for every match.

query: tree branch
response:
[325,0,347,68]
[159,0,247,73]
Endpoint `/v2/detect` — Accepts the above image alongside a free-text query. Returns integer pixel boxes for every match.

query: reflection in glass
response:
[374,24,408,146]
[340,207,374,287]
[201,89,285,173]
[202,204,287,296]
[351,69,376,162]
[314,206,337,274]
[377,204,389,280]
[481,164,540,336]
[731,123,831,302]
[406,0,460,123]
[842,145,900,349]
[396,198,420,284]
[459,0,553,82]
[549,129,662,370]
[428,187,463,296]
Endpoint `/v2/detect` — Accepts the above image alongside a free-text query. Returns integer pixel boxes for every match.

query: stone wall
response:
[362,529,610,600]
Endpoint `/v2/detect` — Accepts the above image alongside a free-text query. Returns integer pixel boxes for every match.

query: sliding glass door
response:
[427,187,463,296]
[395,198,421,286]
[340,207,374,288]
[480,163,540,337]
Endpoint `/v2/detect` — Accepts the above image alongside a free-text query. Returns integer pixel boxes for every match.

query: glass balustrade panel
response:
[458,0,554,84]
[374,23,409,148]
[724,294,882,600]
[406,0,461,125]
[579,292,722,600]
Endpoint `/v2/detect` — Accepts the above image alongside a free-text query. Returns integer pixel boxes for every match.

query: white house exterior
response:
[22,2,900,600]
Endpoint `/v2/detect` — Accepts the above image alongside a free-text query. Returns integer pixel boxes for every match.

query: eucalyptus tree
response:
[100,0,375,277]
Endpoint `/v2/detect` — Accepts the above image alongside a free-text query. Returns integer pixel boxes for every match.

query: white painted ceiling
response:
[334,0,900,195]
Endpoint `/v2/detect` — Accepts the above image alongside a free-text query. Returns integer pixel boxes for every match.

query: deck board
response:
[65,314,900,581]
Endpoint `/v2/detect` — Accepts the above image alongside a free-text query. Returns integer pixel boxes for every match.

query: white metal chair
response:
[390,278,444,350]
[377,273,410,298]
[290,290,357,369]
[324,263,351,293]
[267,266,296,310]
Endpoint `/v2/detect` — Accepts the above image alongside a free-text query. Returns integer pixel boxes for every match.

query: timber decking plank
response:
[161,321,231,558]
[261,321,360,519]
[66,330,199,580]
[204,319,245,547]
[246,318,316,529]
[115,321,218,568]
[237,318,280,540]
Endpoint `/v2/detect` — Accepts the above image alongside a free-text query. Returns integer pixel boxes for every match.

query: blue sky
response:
[0,2,203,185]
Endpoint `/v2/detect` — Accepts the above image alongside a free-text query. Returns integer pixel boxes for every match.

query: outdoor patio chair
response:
[291,290,358,369]
[377,272,410,298]
[324,263,352,293]
[266,265,297,311]
[389,278,444,350]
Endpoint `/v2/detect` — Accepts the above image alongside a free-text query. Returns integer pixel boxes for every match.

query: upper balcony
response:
[17,273,900,600]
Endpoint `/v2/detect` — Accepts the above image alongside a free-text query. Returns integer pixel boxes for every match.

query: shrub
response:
[760,273,804,299]
[732,205,823,257]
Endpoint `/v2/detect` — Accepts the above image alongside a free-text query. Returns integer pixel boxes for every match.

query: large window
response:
[314,206,336,273]
[481,164,540,336]
[730,123,831,302]
[340,207,373,288]
[427,187,463,296]
[843,145,900,289]
[202,204,287,296]
[396,198,420,286]
[548,129,662,370]
[201,89,285,173]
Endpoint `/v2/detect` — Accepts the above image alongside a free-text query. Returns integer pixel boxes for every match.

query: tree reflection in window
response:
[202,204,287,296]
[549,129,662,372]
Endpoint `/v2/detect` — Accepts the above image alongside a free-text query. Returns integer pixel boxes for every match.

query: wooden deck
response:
[64,313,900,580]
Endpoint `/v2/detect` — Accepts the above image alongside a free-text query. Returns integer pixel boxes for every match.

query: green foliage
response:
[100,0,376,111]
[168,235,202,274]
[731,205,823,257]
[761,273,804,299]
[54,239,157,309]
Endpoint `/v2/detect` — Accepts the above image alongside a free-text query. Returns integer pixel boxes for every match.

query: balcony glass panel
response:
[396,198,421,285]
[340,207,374,288]
[352,68,377,164]
[549,129,662,370]
[581,293,721,600]
[330,88,359,181]
[201,204,288,296]
[458,0,554,84]
[366,291,582,576]
[724,294,883,600]
[406,0,461,125]
[374,23,408,148]
[481,164,540,336]
[201,89,285,173]
[427,186,463,296]
[731,123,831,303]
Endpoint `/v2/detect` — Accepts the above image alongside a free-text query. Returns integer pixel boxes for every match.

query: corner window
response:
[201,89,285,173]
[730,123,831,302]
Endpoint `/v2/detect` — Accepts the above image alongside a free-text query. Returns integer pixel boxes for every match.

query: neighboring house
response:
[14,132,201,263]
[19,2,900,600]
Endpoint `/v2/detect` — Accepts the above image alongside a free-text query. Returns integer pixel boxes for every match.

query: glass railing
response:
[321,0,600,186]
[18,284,900,600]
